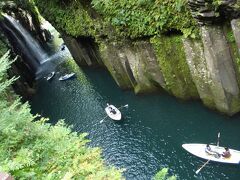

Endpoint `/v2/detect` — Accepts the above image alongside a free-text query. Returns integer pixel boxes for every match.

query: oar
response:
[100,115,108,123]
[195,132,221,174]
[217,132,220,147]
[118,104,129,109]
[196,159,210,174]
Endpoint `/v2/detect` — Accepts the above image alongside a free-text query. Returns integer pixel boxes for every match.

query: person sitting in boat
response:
[205,144,221,158]
[110,108,116,114]
[205,144,212,154]
[222,147,231,158]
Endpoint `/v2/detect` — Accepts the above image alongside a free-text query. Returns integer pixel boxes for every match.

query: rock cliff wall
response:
[6,0,240,115]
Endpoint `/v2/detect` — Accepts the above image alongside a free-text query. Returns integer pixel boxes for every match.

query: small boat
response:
[46,71,55,81]
[105,103,122,121]
[182,143,240,164]
[59,73,75,81]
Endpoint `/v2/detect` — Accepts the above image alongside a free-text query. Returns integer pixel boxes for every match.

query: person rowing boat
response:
[222,147,231,158]
[205,144,221,158]
[105,104,121,121]
[109,106,117,114]
[100,104,128,123]
[182,143,240,164]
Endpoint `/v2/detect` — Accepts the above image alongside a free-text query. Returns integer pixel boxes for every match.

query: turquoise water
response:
[31,65,240,180]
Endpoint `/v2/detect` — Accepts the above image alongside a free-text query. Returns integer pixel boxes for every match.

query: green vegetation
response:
[0,49,177,180]
[154,168,176,180]
[0,52,123,179]
[34,0,198,39]
[226,30,235,43]
[91,0,198,38]
[0,37,8,57]
[0,24,9,57]
[150,35,198,99]
[34,0,99,37]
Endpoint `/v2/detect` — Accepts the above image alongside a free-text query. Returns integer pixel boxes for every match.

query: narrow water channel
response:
[30,60,240,179]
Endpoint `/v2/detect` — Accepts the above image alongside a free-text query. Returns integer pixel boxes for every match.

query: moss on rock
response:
[225,24,240,83]
[34,0,99,37]
[150,35,198,99]
[34,0,198,40]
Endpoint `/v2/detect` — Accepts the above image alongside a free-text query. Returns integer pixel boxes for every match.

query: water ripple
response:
[31,67,240,180]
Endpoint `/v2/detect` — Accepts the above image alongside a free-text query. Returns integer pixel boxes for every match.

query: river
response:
[30,56,240,179]
[27,21,240,179]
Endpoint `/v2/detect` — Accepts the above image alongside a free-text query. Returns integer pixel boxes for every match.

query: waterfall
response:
[0,14,48,73]
[0,14,71,79]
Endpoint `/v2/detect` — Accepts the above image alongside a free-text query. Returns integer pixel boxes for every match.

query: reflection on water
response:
[31,64,240,180]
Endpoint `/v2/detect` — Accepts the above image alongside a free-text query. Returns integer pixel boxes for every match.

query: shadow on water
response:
[30,64,240,180]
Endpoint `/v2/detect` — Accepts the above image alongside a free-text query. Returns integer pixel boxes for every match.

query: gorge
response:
[2,1,240,115]
[1,0,240,180]
[34,0,240,115]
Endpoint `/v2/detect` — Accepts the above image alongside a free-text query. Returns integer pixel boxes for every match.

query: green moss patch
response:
[151,35,198,99]
[34,1,98,37]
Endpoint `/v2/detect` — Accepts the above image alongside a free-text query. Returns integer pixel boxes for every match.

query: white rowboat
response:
[182,143,240,164]
[105,104,121,121]
[59,73,75,81]
[46,71,55,81]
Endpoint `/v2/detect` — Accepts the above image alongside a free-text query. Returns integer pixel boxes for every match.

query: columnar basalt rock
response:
[63,35,103,67]
[186,0,240,114]
[231,18,240,52]
[183,38,215,107]
[99,40,165,93]
[201,26,240,114]
[151,35,199,99]
[99,41,133,90]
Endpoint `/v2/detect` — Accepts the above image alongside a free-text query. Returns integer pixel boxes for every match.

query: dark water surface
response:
[31,65,240,180]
